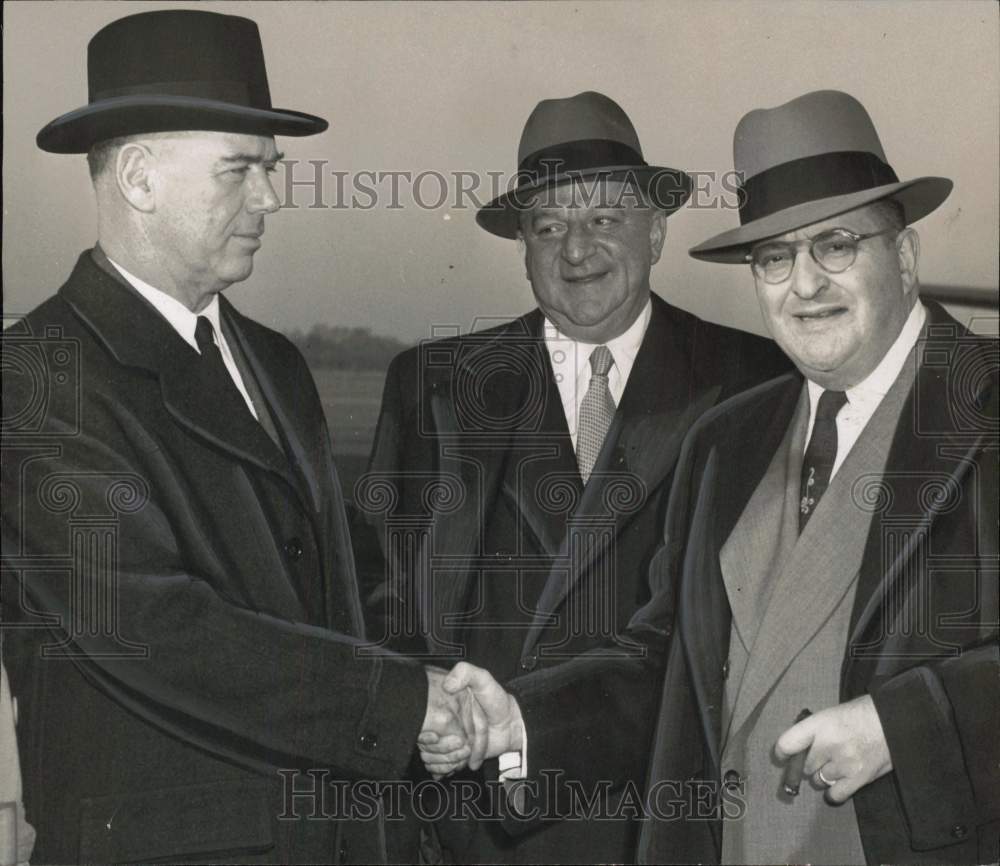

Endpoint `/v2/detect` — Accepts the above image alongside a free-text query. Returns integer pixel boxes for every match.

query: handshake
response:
[420,662,525,779]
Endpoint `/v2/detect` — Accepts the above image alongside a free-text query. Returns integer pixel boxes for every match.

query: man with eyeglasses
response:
[636,90,998,865]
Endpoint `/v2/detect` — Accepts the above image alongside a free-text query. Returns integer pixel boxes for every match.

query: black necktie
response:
[195,316,251,412]
[799,389,848,531]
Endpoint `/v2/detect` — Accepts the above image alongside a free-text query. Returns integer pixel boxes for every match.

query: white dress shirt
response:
[107,259,259,420]
[805,300,927,479]
[544,298,652,447]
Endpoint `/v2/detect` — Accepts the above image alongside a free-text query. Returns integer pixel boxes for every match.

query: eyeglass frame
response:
[745,227,899,284]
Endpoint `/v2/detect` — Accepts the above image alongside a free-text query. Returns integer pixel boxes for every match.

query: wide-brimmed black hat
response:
[476,91,692,239]
[689,90,952,263]
[36,9,328,153]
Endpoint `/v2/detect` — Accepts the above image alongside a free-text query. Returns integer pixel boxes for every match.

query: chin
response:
[218,260,256,285]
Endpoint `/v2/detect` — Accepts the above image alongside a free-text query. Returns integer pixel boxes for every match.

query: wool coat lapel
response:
[720,386,809,656]
[848,306,998,651]
[222,299,322,513]
[419,313,561,651]
[679,375,803,781]
[726,347,919,740]
[62,252,295,488]
[502,331,583,560]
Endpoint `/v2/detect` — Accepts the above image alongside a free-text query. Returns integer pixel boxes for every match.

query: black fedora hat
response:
[689,90,952,263]
[476,91,692,239]
[36,9,328,153]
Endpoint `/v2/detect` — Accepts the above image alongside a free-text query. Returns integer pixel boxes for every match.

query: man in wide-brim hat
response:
[361,89,789,864]
[638,89,999,865]
[3,10,469,864]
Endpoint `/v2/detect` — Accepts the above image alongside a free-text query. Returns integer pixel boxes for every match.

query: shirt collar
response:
[543,296,652,378]
[106,257,222,352]
[807,299,927,409]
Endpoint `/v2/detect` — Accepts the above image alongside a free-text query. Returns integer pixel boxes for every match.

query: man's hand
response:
[774,694,892,803]
[418,662,524,777]
[420,666,471,777]
[445,662,523,770]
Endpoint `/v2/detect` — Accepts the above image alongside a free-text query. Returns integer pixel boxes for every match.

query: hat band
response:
[92,79,258,107]
[517,138,646,183]
[738,150,899,225]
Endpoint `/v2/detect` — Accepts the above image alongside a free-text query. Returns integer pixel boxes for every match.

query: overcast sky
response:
[4,0,998,341]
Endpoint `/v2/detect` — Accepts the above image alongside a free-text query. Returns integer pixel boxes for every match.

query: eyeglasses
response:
[746,228,897,284]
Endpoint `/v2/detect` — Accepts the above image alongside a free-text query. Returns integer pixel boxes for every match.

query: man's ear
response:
[896,227,920,297]
[517,231,530,280]
[649,210,667,265]
[115,142,157,213]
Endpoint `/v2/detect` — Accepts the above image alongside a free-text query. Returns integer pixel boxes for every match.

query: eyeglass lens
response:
[752,231,861,282]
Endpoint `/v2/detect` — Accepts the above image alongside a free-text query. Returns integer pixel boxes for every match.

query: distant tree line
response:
[284,325,411,371]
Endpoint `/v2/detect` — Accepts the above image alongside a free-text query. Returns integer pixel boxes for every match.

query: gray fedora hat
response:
[37,9,327,154]
[477,91,692,239]
[689,90,952,263]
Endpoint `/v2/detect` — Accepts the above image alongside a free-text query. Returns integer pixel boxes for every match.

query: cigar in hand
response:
[781,708,812,796]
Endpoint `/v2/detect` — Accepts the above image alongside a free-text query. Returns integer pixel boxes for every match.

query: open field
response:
[311,367,387,497]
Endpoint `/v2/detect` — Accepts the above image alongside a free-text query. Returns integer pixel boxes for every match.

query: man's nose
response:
[789,247,829,299]
[247,169,281,214]
[561,223,596,265]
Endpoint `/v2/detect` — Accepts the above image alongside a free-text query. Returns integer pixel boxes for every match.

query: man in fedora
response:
[1,10,470,864]
[637,90,999,865]
[356,90,789,863]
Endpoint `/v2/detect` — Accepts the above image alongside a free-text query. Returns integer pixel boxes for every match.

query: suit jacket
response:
[0,251,428,864]
[355,293,790,863]
[636,302,1000,865]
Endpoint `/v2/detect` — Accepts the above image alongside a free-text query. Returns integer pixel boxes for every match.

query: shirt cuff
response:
[498,720,529,813]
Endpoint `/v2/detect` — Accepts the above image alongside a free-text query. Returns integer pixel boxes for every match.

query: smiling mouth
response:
[563,272,607,284]
[794,307,846,321]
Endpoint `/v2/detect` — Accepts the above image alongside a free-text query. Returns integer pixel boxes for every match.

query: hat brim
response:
[688,176,953,264]
[37,94,328,153]
[476,165,692,239]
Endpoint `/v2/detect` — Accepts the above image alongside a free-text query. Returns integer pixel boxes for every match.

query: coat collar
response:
[60,250,303,495]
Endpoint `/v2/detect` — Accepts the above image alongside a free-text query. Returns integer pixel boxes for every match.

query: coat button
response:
[950,824,968,839]
[360,732,378,752]
[722,658,731,679]
[338,839,350,861]
[723,769,743,791]
[520,654,538,672]
[283,537,304,561]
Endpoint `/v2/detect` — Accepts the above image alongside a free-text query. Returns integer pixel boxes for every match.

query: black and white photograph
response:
[2,2,997,864]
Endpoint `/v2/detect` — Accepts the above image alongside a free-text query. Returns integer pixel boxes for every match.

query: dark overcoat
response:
[357,293,790,863]
[1,251,428,864]
[636,302,1000,865]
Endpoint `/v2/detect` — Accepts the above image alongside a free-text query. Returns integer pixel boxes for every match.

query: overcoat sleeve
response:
[2,345,428,782]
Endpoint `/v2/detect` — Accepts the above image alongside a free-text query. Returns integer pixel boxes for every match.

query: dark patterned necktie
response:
[576,345,616,483]
[799,389,848,531]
